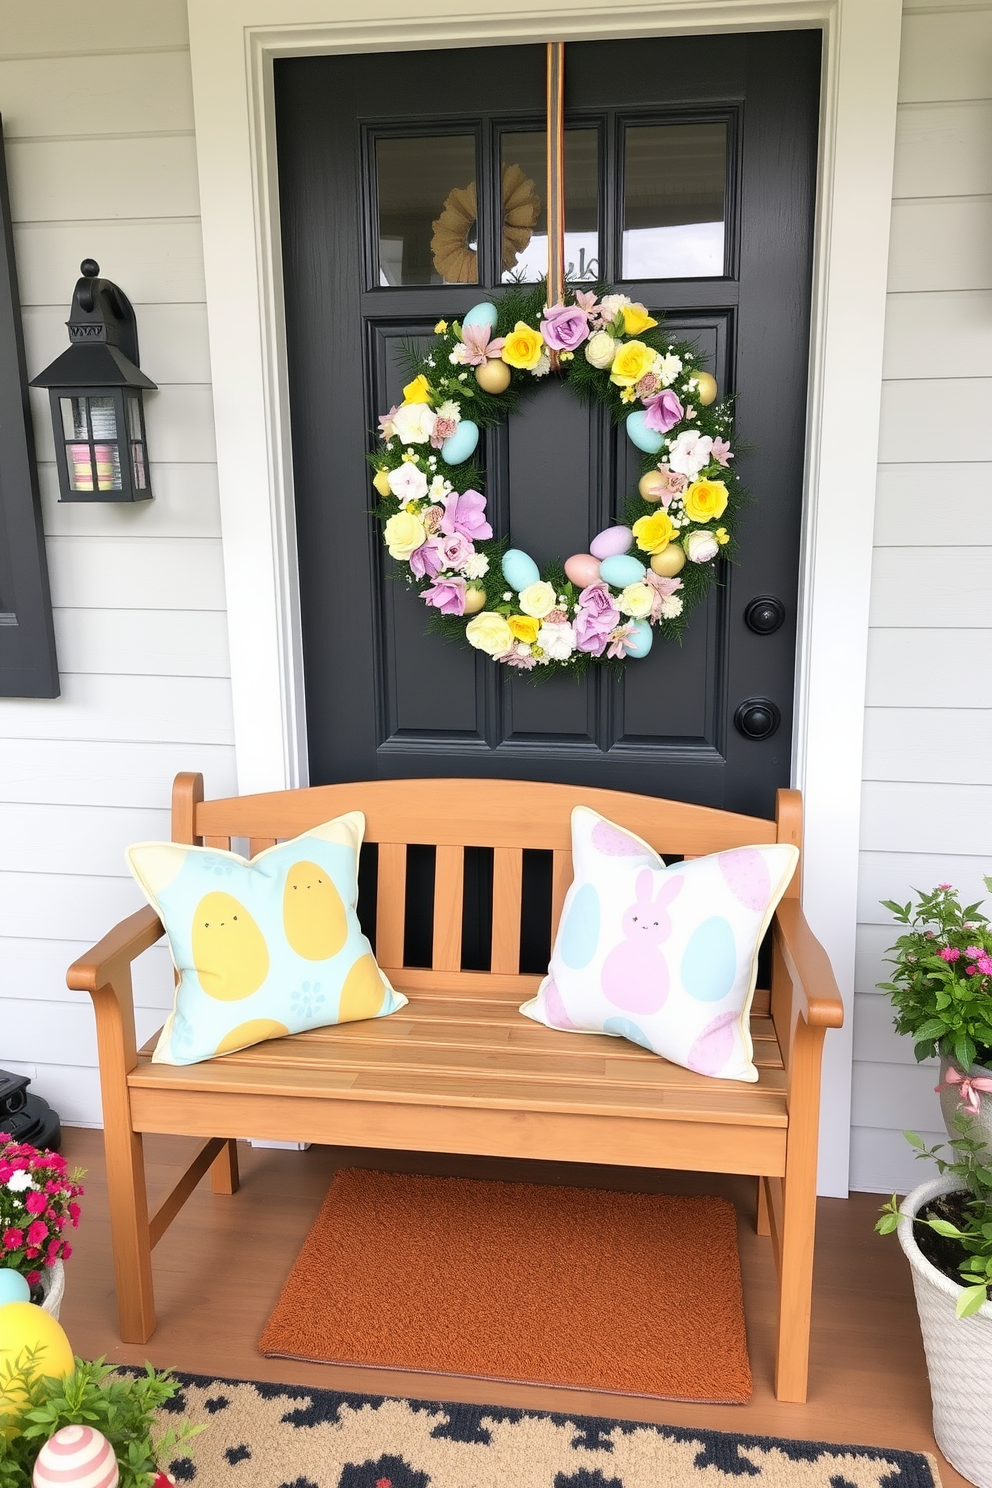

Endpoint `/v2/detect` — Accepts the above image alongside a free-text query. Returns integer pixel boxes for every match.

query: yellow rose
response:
[508,614,540,645]
[466,612,514,657]
[383,510,426,560]
[684,479,729,522]
[501,321,545,370]
[622,303,658,336]
[609,340,657,387]
[372,468,392,497]
[402,374,433,406]
[632,510,677,555]
[618,582,654,618]
[517,580,556,618]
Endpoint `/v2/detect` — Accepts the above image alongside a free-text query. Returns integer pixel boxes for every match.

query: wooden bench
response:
[68,773,843,1403]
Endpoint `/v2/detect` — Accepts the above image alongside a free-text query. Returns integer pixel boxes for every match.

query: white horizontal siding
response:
[0,1,235,1127]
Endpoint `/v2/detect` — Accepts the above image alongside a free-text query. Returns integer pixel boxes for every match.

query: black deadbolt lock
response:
[744,595,786,634]
[734,698,781,740]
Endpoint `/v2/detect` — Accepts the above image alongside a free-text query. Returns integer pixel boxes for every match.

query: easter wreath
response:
[370,282,740,673]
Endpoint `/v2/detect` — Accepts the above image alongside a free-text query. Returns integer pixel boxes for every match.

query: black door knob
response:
[734,698,781,740]
[744,595,786,634]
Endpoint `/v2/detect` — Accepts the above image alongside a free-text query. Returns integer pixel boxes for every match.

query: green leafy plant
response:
[878,879,992,1070]
[0,1356,204,1488]
[877,1117,992,1318]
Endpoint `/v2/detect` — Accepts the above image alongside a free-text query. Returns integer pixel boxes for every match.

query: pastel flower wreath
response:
[370,282,740,673]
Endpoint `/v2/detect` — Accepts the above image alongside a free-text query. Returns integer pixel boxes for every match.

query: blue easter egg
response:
[603,1016,654,1051]
[441,420,480,465]
[681,916,738,1001]
[501,549,541,591]
[0,1270,30,1305]
[624,619,654,659]
[560,882,600,970]
[626,410,665,454]
[599,554,647,588]
[461,302,499,333]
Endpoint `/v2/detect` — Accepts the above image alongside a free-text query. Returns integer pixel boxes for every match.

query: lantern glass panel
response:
[126,393,142,441]
[67,442,96,491]
[95,442,123,491]
[60,396,88,440]
[88,396,118,440]
[131,441,147,489]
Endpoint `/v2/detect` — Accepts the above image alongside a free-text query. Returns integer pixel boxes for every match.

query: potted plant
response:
[879,880,992,1152]
[878,1121,992,1488]
[0,1135,84,1318]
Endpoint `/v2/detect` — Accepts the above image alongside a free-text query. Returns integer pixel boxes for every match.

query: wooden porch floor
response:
[58,1128,964,1486]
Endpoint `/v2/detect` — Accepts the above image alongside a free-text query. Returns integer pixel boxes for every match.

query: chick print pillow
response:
[521,807,798,1082]
[127,814,406,1065]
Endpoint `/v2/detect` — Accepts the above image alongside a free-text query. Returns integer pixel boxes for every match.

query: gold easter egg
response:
[638,471,668,503]
[463,583,487,615]
[283,860,347,960]
[191,892,269,1000]
[0,1302,75,1433]
[690,369,718,406]
[339,953,386,1023]
[475,358,511,394]
[214,1019,289,1056]
[650,547,686,577]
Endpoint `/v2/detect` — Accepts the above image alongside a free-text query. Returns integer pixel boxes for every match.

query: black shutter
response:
[0,114,58,698]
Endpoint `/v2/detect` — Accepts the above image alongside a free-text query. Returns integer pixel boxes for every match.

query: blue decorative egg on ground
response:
[441,420,480,465]
[599,554,647,587]
[625,410,665,454]
[461,302,499,333]
[501,549,541,592]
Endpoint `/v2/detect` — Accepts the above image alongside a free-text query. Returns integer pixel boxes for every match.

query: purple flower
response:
[939,947,961,962]
[409,538,446,579]
[643,389,684,434]
[440,489,493,541]
[439,532,474,570]
[540,303,591,352]
[573,580,620,656]
[422,576,467,615]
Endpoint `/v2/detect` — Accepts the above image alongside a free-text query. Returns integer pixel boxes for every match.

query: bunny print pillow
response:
[520,806,799,1082]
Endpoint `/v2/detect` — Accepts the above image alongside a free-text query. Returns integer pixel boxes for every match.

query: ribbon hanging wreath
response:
[370,282,740,674]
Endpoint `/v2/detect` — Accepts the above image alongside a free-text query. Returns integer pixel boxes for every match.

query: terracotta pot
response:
[898,1175,992,1488]
[937,1055,992,1162]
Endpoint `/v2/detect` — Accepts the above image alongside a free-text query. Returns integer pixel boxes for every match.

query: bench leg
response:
[756,1175,772,1237]
[211,1138,240,1195]
[104,1124,156,1344]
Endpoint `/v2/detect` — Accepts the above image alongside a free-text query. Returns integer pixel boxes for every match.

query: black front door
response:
[275,31,819,817]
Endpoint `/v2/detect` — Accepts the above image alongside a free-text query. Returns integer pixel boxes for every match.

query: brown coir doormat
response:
[259,1169,751,1403]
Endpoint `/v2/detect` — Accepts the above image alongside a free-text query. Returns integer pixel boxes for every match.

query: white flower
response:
[536,621,577,660]
[391,402,437,445]
[387,463,429,503]
[617,582,654,619]
[684,530,720,564]
[436,399,461,422]
[518,581,557,619]
[660,595,683,618]
[531,352,552,378]
[6,1171,34,1193]
[450,344,471,365]
[462,553,489,580]
[598,293,633,323]
[658,353,683,386]
[667,429,713,479]
[585,331,618,369]
[428,475,452,501]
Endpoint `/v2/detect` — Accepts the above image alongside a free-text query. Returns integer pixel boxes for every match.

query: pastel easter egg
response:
[283,860,347,960]
[501,548,540,591]
[463,583,487,615]
[626,410,665,454]
[191,892,269,1000]
[0,1303,74,1428]
[690,369,718,405]
[624,619,654,659]
[214,1019,288,1056]
[33,1426,119,1488]
[0,1272,29,1307]
[538,975,576,1030]
[650,546,686,577]
[559,882,600,970]
[719,848,773,913]
[603,1016,654,1052]
[686,1010,741,1078]
[590,525,633,560]
[441,419,480,465]
[599,554,647,588]
[339,953,387,1022]
[461,301,499,333]
[475,358,511,394]
[681,916,738,1002]
[638,470,668,503]
[564,553,601,588]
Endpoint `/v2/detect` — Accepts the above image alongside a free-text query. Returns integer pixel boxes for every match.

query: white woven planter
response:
[899,1175,992,1488]
[38,1259,64,1321]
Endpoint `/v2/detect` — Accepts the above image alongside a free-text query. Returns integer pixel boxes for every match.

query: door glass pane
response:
[499,129,599,284]
[88,395,118,440]
[622,122,727,279]
[60,397,88,440]
[376,134,478,286]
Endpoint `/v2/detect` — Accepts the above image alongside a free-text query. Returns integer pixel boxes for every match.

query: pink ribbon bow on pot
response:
[935,1065,992,1113]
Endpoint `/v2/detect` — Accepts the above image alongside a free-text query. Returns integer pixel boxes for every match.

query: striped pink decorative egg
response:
[33,1426,119,1488]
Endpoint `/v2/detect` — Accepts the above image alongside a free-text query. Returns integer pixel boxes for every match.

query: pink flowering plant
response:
[0,1135,84,1289]
[878,879,992,1071]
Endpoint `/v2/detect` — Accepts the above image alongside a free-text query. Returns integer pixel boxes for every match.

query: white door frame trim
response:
[185,0,903,1196]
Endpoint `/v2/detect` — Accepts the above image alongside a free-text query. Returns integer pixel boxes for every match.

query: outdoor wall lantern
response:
[30,259,156,502]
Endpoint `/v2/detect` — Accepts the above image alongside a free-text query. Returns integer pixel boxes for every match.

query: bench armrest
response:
[772,898,844,1029]
[67,905,165,995]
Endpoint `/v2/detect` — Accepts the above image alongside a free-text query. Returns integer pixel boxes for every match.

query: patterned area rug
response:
[155,1373,942,1488]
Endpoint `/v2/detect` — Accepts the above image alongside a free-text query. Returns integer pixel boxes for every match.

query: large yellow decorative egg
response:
[0,1303,74,1431]
[191,892,269,1000]
[690,369,718,405]
[462,584,487,615]
[339,953,386,1023]
[283,860,347,960]
[638,470,668,503]
[475,358,511,394]
[650,547,686,577]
